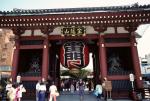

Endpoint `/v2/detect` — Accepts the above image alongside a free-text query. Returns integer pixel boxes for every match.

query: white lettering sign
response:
[129,73,134,81]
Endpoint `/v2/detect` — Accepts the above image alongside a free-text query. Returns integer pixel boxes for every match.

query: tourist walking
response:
[78,79,85,101]
[16,83,26,101]
[7,84,17,101]
[38,78,46,101]
[88,79,92,91]
[36,80,41,101]
[70,82,75,93]
[6,78,13,98]
[49,82,59,101]
[95,81,103,101]
[60,80,64,91]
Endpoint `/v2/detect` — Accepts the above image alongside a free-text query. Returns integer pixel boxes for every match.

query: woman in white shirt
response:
[36,80,41,101]
[95,81,102,101]
[7,84,17,101]
[49,82,58,101]
[38,81,46,101]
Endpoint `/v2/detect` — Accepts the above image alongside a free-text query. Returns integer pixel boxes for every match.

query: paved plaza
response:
[22,92,133,101]
[23,95,132,101]
[57,94,132,101]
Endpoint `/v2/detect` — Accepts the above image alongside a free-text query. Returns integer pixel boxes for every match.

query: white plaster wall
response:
[34,30,43,36]
[117,27,129,33]
[21,30,32,36]
[103,27,115,34]
[85,26,98,34]
[50,27,62,35]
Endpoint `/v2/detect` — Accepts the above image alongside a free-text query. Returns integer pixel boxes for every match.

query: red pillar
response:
[42,36,49,80]
[98,35,107,81]
[130,33,143,89]
[11,38,20,82]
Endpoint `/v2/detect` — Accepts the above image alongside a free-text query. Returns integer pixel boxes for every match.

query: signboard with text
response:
[129,73,134,81]
[61,26,86,36]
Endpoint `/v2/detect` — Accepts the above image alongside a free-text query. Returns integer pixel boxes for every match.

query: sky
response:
[0,0,150,58]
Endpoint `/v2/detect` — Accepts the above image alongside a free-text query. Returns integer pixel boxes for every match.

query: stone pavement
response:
[23,95,132,101]
[57,94,132,101]
[22,91,133,101]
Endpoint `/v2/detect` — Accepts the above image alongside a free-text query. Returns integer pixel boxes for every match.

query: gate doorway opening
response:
[59,53,95,92]
[47,40,100,92]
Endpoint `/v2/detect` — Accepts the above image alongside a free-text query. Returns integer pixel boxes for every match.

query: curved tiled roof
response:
[0,4,150,16]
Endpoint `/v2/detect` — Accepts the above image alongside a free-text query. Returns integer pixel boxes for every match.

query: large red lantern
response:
[60,41,89,69]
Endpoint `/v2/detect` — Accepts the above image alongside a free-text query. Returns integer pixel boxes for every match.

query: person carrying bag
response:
[95,81,102,101]
[49,82,59,101]
[7,84,17,101]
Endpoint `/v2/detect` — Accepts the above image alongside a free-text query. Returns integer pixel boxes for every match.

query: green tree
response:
[61,69,91,79]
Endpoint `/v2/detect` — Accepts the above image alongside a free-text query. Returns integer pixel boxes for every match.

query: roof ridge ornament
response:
[131,2,139,8]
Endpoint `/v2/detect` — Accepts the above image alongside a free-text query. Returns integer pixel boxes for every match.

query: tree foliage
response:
[61,69,91,79]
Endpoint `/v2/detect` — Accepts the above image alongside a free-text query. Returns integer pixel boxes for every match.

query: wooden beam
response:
[19,45,43,49]
[105,43,131,47]
[21,77,41,81]
[107,75,129,80]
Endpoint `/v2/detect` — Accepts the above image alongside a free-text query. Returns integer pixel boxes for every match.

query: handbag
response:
[93,90,98,96]
[7,91,10,98]
[55,91,59,96]
[22,87,26,93]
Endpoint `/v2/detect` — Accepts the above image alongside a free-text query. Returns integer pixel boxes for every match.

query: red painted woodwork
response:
[107,75,129,80]
[19,34,99,40]
[130,34,143,89]
[42,37,49,80]
[21,77,41,81]
[105,43,131,47]
[11,39,20,82]
[19,33,131,41]
[2,5,148,99]
[0,10,150,28]
[103,33,130,38]
[19,45,43,49]
[98,35,107,81]
[48,34,99,40]
[20,36,44,40]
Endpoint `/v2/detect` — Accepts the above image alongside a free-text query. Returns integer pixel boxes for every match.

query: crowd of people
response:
[35,78,59,101]
[60,79,94,92]
[35,78,94,101]
[5,76,107,101]
[5,76,59,101]
[5,76,26,101]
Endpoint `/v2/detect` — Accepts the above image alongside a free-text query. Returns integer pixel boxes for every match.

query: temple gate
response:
[0,4,150,99]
